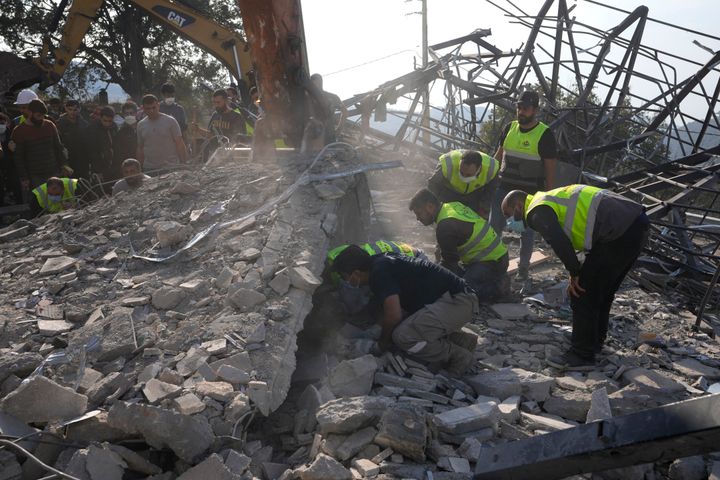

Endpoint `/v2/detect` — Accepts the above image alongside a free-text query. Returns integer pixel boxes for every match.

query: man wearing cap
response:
[10,99,67,191]
[11,89,39,126]
[489,91,559,281]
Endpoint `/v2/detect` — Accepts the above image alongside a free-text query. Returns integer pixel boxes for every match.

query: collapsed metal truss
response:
[342,0,720,334]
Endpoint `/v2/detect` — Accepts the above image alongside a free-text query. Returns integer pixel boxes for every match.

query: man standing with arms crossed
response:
[490,91,559,281]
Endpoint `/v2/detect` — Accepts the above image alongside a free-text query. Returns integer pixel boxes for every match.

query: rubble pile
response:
[0,148,374,479]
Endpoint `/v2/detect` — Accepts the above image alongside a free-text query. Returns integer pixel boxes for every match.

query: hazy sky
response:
[302,0,720,116]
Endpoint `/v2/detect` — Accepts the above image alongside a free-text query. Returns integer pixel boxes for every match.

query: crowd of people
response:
[0,75,348,218]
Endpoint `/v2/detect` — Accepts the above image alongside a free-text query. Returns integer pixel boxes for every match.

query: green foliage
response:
[0,0,242,102]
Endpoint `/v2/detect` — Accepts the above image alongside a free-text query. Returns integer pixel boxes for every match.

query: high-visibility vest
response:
[327,240,419,284]
[526,184,607,251]
[501,120,549,189]
[436,202,506,264]
[32,178,78,213]
[439,150,499,194]
[243,119,289,148]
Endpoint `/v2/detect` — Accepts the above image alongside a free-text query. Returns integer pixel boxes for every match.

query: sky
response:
[301,0,720,118]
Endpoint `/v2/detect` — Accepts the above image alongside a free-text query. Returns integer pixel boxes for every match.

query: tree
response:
[0,0,242,99]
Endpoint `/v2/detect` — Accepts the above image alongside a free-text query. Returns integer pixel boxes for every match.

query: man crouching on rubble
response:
[333,245,479,376]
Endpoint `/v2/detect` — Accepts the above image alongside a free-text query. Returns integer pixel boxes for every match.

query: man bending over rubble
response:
[502,184,649,369]
[333,246,479,376]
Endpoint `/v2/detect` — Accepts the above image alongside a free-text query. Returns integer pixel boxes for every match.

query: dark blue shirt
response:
[369,254,468,314]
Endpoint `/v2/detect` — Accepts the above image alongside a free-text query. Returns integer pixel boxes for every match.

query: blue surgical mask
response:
[48,194,62,203]
[338,280,370,314]
[506,216,526,233]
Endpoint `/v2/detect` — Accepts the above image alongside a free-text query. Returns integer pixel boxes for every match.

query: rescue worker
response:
[501,185,649,369]
[326,240,426,314]
[29,176,79,216]
[428,149,499,217]
[409,188,509,303]
[333,245,478,376]
[11,89,39,126]
[490,90,558,281]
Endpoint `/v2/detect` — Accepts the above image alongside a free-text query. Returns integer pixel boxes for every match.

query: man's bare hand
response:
[567,275,586,298]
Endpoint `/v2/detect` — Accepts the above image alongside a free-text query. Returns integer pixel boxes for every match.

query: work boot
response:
[547,351,596,371]
[448,330,478,352]
[562,331,603,354]
[514,266,529,281]
[445,344,475,377]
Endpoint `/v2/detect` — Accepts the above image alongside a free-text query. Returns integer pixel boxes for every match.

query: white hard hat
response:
[14,89,39,105]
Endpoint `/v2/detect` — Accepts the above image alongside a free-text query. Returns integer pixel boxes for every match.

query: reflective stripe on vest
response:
[501,120,548,189]
[526,184,606,251]
[31,178,78,213]
[435,202,507,263]
[327,240,416,264]
[439,150,499,194]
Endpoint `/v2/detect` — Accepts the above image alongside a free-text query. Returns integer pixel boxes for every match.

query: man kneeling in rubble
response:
[29,176,80,217]
[332,245,479,376]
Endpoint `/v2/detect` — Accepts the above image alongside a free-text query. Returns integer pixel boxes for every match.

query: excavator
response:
[0,0,314,150]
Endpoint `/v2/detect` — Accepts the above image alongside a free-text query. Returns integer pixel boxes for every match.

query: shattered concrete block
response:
[177,454,237,480]
[374,405,428,463]
[489,303,532,320]
[151,286,186,310]
[444,456,471,474]
[327,354,378,397]
[217,364,251,385]
[195,381,235,402]
[313,183,346,200]
[173,393,206,415]
[0,352,43,383]
[433,401,499,435]
[336,426,377,461]
[215,266,236,290]
[225,449,252,474]
[39,256,77,275]
[143,378,182,404]
[227,287,266,309]
[196,361,218,381]
[85,372,132,407]
[245,322,266,344]
[457,437,483,462]
[556,375,588,391]
[108,443,162,475]
[269,270,291,295]
[155,221,191,248]
[288,266,322,293]
[352,458,380,477]
[37,319,74,336]
[668,456,706,480]
[542,390,592,422]
[298,453,352,480]
[86,444,126,480]
[179,278,210,296]
[262,462,289,479]
[521,412,574,432]
[0,450,22,480]
[586,387,612,423]
[177,347,210,377]
[107,401,214,462]
[467,368,554,402]
[0,376,88,423]
[200,338,227,356]
[138,363,163,384]
[66,411,127,443]
[209,352,252,374]
[248,380,271,416]
[158,368,184,385]
[225,392,251,423]
[498,395,521,424]
[315,396,393,434]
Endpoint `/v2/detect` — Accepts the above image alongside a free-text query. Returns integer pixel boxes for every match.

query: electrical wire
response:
[0,439,81,480]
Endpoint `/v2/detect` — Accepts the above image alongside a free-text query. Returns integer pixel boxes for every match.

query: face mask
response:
[338,280,370,314]
[458,174,476,183]
[506,216,526,234]
[124,115,137,125]
[47,194,62,203]
[0,125,6,134]
[164,97,175,105]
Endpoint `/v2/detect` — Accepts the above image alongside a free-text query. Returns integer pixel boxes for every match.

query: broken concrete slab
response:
[673,358,720,379]
[327,354,378,397]
[433,402,499,434]
[39,256,77,275]
[195,381,235,402]
[586,387,612,423]
[374,405,428,463]
[143,378,181,404]
[336,426,377,461]
[542,390,592,422]
[0,352,43,383]
[490,303,532,320]
[227,287,266,309]
[288,266,322,293]
[621,367,685,394]
[467,368,554,402]
[86,444,126,480]
[107,401,214,462]
[173,393,205,415]
[155,221,191,248]
[520,412,575,431]
[217,364,250,385]
[668,455,706,480]
[498,396,521,424]
[315,396,393,434]
[151,286,186,310]
[0,376,87,423]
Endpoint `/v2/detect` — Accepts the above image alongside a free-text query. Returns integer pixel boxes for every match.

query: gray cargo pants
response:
[391,291,478,364]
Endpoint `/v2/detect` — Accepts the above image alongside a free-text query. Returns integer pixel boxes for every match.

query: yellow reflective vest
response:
[439,150,499,194]
[327,240,419,284]
[526,184,607,251]
[501,120,549,189]
[436,202,507,264]
[32,178,78,213]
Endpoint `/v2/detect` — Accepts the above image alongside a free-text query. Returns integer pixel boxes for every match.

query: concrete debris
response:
[467,368,554,402]
[586,387,613,423]
[315,396,393,434]
[668,455,707,480]
[374,405,428,462]
[327,354,378,397]
[0,376,88,423]
[177,453,239,480]
[154,220,192,248]
[299,453,352,480]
